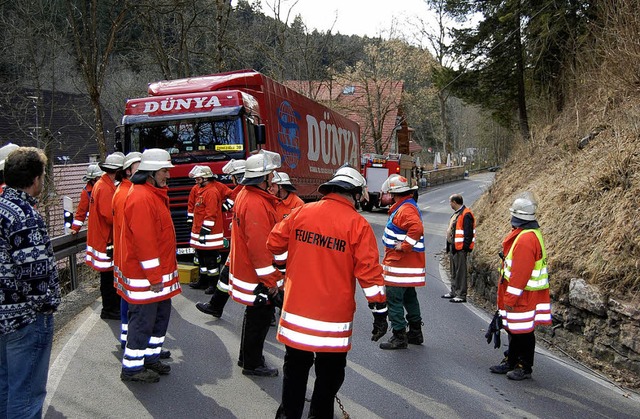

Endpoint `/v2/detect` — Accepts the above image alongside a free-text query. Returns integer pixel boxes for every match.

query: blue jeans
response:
[0,313,54,419]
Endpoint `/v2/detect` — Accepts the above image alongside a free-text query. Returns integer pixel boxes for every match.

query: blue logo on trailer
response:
[277,101,301,169]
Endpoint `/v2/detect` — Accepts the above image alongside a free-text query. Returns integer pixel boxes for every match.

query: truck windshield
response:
[128,117,245,162]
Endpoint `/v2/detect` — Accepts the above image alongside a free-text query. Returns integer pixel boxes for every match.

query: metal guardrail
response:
[51,230,87,291]
[422,166,466,186]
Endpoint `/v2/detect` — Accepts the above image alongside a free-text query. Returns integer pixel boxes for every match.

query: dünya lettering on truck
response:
[360,153,416,211]
[116,69,361,256]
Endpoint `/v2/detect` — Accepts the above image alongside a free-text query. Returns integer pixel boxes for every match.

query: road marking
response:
[438,258,640,402]
[348,360,457,417]
[45,306,100,413]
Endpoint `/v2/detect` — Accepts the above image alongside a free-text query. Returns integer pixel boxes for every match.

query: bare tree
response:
[65,0,131,159]
[416,0,453,157]
[0,0,73,223]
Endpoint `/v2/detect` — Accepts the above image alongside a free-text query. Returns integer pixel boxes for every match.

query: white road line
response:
[438,258,640,401]
[44,306,100,413]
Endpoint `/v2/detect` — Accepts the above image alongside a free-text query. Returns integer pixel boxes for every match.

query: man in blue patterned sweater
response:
[0,147,61,419]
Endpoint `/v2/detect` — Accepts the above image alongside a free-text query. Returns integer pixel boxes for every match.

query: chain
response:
[335,395,350,419]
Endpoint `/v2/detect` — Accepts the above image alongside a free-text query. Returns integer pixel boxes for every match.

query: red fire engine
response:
[360,153,416,211]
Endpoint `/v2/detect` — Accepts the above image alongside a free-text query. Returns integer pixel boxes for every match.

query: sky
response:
[237,0,432,38]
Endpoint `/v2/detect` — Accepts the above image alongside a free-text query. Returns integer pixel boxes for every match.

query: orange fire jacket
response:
[112,178,133,282]
[71,182,93,232]
[228,186,282,306]
[382,197,426,287]
[190,182,224,250]
[497,228,551,334]
[275,192,304,221]
[117,183,181,304]
[86,174,116,272]
[267,193,386,353]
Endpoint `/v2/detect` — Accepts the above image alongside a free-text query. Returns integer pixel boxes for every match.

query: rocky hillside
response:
[468,20,640,388]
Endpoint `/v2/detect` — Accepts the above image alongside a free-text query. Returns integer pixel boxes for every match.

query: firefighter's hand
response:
[150,283,163,293]
[394,242,403,251]
[199,227,211,244]
[269,287,284,309]
[222,198,234,212]
[253,282,270,306]
[371,313,388,342]
[272,260,286,274]
[106,244,113,258]
[186,215,193,224]
[70,229,77,235]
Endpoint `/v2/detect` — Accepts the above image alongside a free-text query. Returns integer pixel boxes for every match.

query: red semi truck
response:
[117,69,361,255]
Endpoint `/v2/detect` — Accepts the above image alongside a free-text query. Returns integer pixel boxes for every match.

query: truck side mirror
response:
[114,126,123,152]
[255,124,266,145]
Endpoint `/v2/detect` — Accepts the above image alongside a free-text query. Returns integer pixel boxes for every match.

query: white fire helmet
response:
[123,152,142,170]
[271,171,296,191]
[137,148,175,171]
[82,164,104,182]
[99,153,125,171]
[318,165,366,195]
[0,143,20,171]
[381,174,417,194]
[242,150,281,183]
[188,165,215,179]
[222,159,246,175]
[510,191,538,221]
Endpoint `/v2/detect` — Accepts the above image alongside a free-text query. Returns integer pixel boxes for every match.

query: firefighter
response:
[229,150,282,377]
[378,174,425,350]
[267,165,388,419]
[268,171,304,221]
[0,143,19,189]
[186,165,233,272]
[188,166,225,295]
[70,164,104,234]
[195,159,246,318]
[490,192,551,381]
[86,153,124,320]
[112,152,142,349]
[119,148,182,383]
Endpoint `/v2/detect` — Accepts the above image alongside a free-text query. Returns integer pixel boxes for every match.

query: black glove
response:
[270,289,284,309]
[485,310,503,349]
[368,302,388,341]
[253,282,270,306]
[222,198,234,212]
[371,313,388,341]
[272,260,286,274]
[106,244,113,258]
[186,215,193,224]
[199,226,211,244]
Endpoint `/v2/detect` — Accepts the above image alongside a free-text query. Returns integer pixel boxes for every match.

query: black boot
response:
[407,321,424,345]
[189,274,208,289]
[379,329,408,350]
[196,289,229,318]
[204,275,217,294]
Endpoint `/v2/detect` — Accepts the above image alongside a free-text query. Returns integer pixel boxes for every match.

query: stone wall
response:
[470,263,640,389]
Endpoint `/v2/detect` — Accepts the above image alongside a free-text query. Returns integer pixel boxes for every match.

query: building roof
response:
[284,79,406,154]
[0,89,116,164]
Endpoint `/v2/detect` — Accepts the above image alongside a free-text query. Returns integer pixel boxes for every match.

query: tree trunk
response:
[515,8,531,141]
[91,93,107,159]
[438,90,449,156]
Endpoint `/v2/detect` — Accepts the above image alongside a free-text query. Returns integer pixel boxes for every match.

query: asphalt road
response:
[44,173,640,418]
